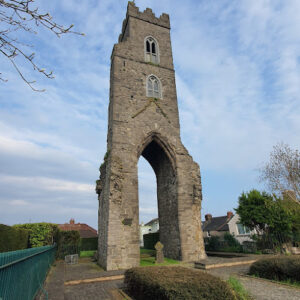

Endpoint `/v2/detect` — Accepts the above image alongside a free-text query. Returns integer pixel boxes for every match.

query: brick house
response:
[58,219,97,238]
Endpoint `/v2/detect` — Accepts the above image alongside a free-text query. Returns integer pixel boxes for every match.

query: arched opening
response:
[138,137,181,259]
[138,156,158,247]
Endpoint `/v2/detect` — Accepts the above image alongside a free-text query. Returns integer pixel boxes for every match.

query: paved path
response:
[205,264,300,300]
[37,258,125,300]
[38,256,300,300]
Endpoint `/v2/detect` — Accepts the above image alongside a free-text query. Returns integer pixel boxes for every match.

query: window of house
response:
[145,37,159,64]
[147,75,162,98]
[237,223,251,235]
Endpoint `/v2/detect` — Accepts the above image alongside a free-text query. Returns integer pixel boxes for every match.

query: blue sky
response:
[0,0,299,230]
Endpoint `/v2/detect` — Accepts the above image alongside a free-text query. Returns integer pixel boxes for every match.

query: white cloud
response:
[0,175,93,193]
[10,200,29,206]
[140,207,158,214]
[0,0,299,226]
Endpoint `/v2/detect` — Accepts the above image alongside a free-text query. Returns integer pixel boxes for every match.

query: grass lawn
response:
[80,250,96,257]
[140,256,180,266]
[140,248,155,255]
[140,248,180,266]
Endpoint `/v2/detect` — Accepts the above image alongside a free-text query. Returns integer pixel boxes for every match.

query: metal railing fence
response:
[0,245,56,300]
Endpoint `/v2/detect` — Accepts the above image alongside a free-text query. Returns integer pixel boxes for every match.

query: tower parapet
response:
[119,2,170,43]
[127,1,170,28]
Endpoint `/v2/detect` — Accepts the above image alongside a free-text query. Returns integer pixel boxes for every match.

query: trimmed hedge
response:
[143,232,159,250]
[205,234,242,253]
[0,224,29,252]
[125,266,236,300]
[14,223,59,248]
[80,237,98,250]
[249,256,300,282]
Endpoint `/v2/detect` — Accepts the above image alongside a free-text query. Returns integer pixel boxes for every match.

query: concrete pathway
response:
[38,256,300,300]
[36,258,125,300]
[205,264,300,300]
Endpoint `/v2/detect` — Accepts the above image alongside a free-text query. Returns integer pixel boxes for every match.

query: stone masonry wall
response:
[97,1,206,270]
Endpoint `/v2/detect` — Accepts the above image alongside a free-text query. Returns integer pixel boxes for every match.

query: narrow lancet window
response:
[146,40,150,53]
[145,37,159,64]
[147,75,161,98]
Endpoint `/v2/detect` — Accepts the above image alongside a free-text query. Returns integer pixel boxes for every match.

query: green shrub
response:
[249,256,300,282]
[0,224,29,252]
[223,233,243,252]
[143,232,159,250]
[205,236,221,251]
[80,237,98,250]
[14,223,59,247]
[56,230,80,259]
[205,234,243,253]
[125,266,236,300]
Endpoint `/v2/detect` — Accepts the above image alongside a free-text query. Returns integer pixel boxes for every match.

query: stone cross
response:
[155,241,164,264]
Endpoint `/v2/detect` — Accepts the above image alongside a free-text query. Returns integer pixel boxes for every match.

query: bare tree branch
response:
[0,0,84,91]
[259,142,300,201]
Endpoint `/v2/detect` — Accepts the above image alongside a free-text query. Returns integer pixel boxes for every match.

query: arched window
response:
[145,37,159,64]
[147,75,162,98]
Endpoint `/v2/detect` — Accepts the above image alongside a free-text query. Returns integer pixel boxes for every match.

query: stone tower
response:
[96,2,206,271]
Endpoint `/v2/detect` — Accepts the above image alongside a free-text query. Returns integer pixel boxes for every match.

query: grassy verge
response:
[227,276,252,300]
[248,274,300,288]
[140,248,180,266]
[279,279,300,288]
[140,256,180,266]
[80,250,96,257]
[140,248,155,255]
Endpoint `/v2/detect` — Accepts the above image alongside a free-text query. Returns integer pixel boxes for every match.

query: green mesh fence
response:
[0,245,56,300]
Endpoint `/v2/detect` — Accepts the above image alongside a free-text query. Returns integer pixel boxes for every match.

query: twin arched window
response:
[145,37,161,98]
[145,37,159,64]
[147,75,162,98]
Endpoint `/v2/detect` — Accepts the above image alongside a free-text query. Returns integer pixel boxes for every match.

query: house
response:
[202,211,234,238]
[202,212,254,244]
[58,219,98,238]
[228,214,254,244]
[139,218,159,247]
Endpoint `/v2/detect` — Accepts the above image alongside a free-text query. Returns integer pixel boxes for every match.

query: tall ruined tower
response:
[96,2,206,271]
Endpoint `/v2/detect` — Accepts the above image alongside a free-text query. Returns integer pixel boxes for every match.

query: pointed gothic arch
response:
[144,36,160,64]
[146,74,162,99]
[137,133,181,259]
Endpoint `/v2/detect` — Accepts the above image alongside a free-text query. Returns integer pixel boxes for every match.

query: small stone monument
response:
[65,254,78,265]
[155,241,164,264]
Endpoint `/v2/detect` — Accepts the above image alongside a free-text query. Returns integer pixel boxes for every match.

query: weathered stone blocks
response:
[97,1,206,271]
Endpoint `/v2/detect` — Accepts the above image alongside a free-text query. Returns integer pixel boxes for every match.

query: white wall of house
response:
[150,219,159,233]
[228,214,255,244]
[139,219,159,247]
[139,223,151,247]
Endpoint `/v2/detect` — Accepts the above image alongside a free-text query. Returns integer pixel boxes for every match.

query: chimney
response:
[205,214,212,221]
[70,218,75,224]
[227,211,233,220]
